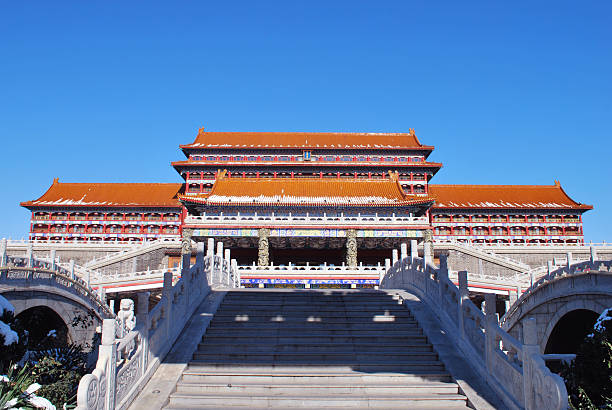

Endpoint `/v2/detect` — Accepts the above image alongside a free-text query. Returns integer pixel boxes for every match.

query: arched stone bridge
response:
[500,253,612,354]
[0,254,114,346]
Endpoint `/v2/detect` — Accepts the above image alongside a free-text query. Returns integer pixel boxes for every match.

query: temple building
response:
[21,180,182,242]
[21,128,592,261]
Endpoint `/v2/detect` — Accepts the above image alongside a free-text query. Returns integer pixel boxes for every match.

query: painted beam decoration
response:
[192,228,423,238]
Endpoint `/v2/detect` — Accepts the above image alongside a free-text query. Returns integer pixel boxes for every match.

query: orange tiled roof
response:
[429,182,592,211]
[180,173,434,207]
[181,129,433,150]
[21,179,183,208]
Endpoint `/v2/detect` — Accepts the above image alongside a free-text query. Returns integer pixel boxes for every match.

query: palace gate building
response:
[21,128,592,266]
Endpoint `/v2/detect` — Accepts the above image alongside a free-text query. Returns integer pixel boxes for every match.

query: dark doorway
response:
[358,249,393,265]
[544,309,599,354]
[229,247,259,265]
[15,306,70,349]
[270,248,345,265]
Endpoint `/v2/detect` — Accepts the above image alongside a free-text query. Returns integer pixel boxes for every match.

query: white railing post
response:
[410,239,418,265]
[484,293,498,375]
[26,243,33,268]
[458,271,468,339]
[224,249,231,287]
[423,242,432,267]
[0,238,6,268]
[547,260,553,276]
[400,242,408,261]
[162,271,173,339]
[49,249,56,270]
[137,291,150,372]
[132,258,138,273]
[196,241,205,275]
[69,259,76,280]
[102,318,117,410]
[522,317,537,409]
[231,259,238,287]
[590,246,597,268]
[392,249,398,265]
[566,252,572,272]
[216,241,223,258]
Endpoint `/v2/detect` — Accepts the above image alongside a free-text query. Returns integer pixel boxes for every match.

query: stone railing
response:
[84,238,181,269]
[185,213,429,227]
[75,240,238,410]
[0,254,114,320]
[500,248,612,329]
[453,241,612,249]
[434,239,530,272]
[381,240,568,410]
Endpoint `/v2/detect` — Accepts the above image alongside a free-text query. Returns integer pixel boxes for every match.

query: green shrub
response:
[562,308,612,408]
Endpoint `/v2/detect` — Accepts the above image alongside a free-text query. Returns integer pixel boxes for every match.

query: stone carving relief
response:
[258,228,270,267]
[346,229,357,268]
[181,228,193,255]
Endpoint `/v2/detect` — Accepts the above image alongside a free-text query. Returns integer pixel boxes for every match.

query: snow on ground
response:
[0,320,18,345]
[0,294,15,316]
[594,307,612,333]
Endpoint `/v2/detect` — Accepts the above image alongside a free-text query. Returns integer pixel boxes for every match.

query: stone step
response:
[200,335,429,344]
[204,328,423,336]
[191,351,439,362]
[180,371,454,384]
[219,302,404,308]
[165,393,468,408]
[186,362,447,373]
[206,322,421,330]
[212,311,414,319]
[197,343,434,353]
[213,312,416,323]
[174,381,459,396]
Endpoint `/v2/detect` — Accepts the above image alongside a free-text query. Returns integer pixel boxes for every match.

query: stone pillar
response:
[258,228,270,267]
[181,228,193,271]
[590,246,597,268]
[346,229,357,268]
[458,271,468,339]
[137,291,150,372]
[216,242,224,258]
[400,242,408,261]
[195,242,205,271]
[206,238,214,257]
[423,241,432,267]
[392,249,399,265]
[0,238,6,267]
[508,289,518,307]
[423,229,434,262]
[69,259,75,280]
[26,243,33,268]
[566,252,572,272]
[484,293,498,374]
[410,239,418,264]
[49,249,56,270]
[547,260,553,276]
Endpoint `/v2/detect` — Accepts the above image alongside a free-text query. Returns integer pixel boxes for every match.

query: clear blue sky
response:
[1,1,610,242]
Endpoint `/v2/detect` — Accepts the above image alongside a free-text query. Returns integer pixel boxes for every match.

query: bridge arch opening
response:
[544,309,599,354]
[15,306,70,348]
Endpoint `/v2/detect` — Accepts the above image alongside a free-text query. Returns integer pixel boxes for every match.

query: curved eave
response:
[20,202,182,210]
[172,160,443,169]
[179,196,434,208]
[179,144,435,153]
[431,204,593,212]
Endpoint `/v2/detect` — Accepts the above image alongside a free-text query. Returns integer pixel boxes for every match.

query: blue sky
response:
[0,1,610,241]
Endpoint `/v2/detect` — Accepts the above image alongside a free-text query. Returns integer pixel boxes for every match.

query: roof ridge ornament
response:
[409,128,416,137]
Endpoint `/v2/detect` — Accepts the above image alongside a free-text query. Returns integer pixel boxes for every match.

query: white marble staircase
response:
[163,289,469,409]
